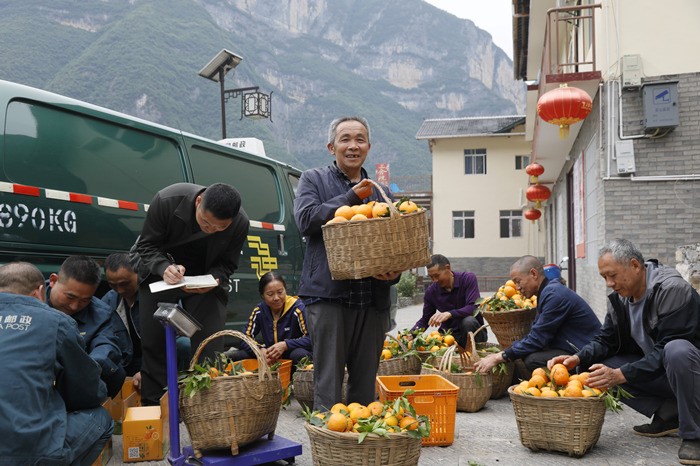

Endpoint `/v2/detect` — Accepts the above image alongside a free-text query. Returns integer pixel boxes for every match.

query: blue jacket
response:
[101,289,139,376]
[0,292,107,462]
[240,295,312,355]
[293,163,398,307]
[504,278,601,361]
[577,260,700,383]
[47,284,126,398]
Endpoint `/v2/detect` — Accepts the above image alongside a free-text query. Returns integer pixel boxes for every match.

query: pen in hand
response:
[165,253,185,282]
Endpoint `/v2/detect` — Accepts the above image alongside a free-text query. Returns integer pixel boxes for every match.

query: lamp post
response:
[198,49,273,139]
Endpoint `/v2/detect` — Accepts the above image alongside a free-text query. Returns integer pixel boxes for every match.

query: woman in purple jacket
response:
[229,272,312,369]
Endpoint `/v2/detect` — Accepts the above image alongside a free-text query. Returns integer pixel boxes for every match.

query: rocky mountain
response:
[0,0,525,191]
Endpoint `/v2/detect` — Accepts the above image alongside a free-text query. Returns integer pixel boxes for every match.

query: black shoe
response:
[632,415,679,437]
[679,439,700,465]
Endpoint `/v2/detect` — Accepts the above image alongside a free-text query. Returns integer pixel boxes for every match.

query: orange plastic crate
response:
[241,358,292,392]
[376,374,458,446]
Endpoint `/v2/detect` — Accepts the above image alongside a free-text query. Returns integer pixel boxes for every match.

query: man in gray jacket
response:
[549,239,700,465]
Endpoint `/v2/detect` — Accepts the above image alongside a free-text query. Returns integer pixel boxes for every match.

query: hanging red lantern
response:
[537,83,593,139]
[525,162,545,183]
[523,208,542,222]
[526,183,552,208]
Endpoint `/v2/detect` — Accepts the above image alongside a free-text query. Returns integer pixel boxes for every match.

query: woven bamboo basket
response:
[305,423,422,466]
[377,334,422,376]
[321,180,430,280]
[422,334,492,413]
[508,385,606,457]
[293,369,348,410]
[482,307,537,349]
[179,330,283,457]
[476,342,514,399]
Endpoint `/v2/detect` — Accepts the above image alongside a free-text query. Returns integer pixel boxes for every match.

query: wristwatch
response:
[500,351,510,362]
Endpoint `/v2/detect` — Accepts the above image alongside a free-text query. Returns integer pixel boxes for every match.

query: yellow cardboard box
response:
[122,392,169,462]
[90,437,112,466]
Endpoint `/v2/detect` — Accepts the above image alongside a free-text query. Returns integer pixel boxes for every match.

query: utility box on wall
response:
[642,81,679,133]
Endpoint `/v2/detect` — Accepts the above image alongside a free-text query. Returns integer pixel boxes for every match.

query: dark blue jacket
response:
[101,289,140,376]
[47,284,125,398]
[504,278,601,361]
[577,261,700,383]
[240,295,312,355]
[293,163,398,308]
[0,292,107,462]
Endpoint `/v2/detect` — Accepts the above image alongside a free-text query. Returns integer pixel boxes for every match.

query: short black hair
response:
[201,183,241,220]
[258,271,287,295]
[104,252,135,273]
[0,262,44,295]
[428,254,450,269]
[59,255,101,286]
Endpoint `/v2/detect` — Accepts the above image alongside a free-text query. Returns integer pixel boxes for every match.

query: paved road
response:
[108,304,682,465]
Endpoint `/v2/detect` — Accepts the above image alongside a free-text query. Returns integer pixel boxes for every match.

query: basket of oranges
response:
[303,395,429,466]
[292,357,348,410]
[321,179,430,280]
[178,330,283,457]
[508,364,626,457]
[476,280,537,349]
[378,332,422,376]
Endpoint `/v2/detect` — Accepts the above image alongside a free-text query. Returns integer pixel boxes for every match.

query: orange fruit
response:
[350,213,368,221]
[528,374,547,389]
[429,345,440,353]
[367,401,384,416]
[443,334,456,346]
[525,387,541,397]
[503,285,517,298]
[550,363,570,386]
[334,205,355,220]
[381,349,393,360]
[325,216,348,225]
[384,415,399,427]
[346,402,362,413]
[330,403,348,414]
[505,279,516,288]
[564,384,583,397]
[353,203,373,218]
[396,200,419,214]
[541,389,559,398]
[531,367,549,383]
[399,416,419,430]
[326,412,348,432]
[304,364,313,370]
[349,406,371,421]
[577,372,590,387]
[372,202,390,218]
[208,367,219,378]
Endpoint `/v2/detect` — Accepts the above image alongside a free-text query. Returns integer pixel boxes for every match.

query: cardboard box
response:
[101,377,141,435]
[122,393,169,462]
[90,437,112,466]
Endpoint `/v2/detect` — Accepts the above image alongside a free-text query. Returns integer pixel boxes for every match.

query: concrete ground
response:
[108,304,683,466]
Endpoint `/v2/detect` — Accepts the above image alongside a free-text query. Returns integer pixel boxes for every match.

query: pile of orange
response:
[410,330,456,354]
[512,364,604,398]
[325,199,422,225]
[478,279,536,312]
[312,400,424,434]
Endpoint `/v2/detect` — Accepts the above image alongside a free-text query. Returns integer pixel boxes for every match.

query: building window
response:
[464,149,486,174]
[515,155,530,170]
[453,211,475,238]
[500,210,522,238]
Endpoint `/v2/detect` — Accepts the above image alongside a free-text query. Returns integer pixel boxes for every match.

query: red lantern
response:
[537,83,593,139]
[526,183,552,208]
[524,208,542,222]
[525,162,545,183]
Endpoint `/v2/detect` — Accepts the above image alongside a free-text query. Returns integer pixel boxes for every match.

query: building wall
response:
[431,134,542,264]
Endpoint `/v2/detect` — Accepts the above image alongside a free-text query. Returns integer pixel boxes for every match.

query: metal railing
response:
[477,276,511,293]
[545,4,602,76]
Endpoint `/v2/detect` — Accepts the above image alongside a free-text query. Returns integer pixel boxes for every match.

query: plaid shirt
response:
[341,277,374,311]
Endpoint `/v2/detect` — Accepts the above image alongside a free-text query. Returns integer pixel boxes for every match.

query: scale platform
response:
[181,435,302,465]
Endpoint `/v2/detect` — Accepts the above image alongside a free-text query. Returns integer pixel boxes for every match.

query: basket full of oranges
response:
[321,180,430,280]
[476,280,537,349]
[378,332,422,377]
[508,364,629,457]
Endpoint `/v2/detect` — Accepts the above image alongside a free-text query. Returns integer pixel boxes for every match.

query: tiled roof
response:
[415,115,526,139]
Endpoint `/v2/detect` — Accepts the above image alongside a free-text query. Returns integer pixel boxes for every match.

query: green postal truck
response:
[0,79,304,328]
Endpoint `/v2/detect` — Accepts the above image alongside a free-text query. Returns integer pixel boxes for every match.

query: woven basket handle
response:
[366,179,400,219]
[437,344,456,373]
[189,329,272,382]
[463,331,480,366]
[385,332,407,352]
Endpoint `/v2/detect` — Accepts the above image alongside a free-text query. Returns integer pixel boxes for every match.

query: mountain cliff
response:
[0,0,525,190]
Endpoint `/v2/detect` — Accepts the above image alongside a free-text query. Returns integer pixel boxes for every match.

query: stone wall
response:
[676,243,700,292]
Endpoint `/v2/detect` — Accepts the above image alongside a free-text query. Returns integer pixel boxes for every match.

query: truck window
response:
[187,144,281,223]
[4,101,185,204]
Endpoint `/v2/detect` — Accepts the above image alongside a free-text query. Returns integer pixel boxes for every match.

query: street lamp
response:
[198,49,273,139]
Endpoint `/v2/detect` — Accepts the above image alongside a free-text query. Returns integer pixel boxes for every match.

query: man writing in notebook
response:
[129,182,249,405]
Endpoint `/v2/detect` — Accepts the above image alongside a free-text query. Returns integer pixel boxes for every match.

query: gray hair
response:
[328,116,371,145]
[598,239,645,265]
[511,255,544,275]
[0,262,45,295]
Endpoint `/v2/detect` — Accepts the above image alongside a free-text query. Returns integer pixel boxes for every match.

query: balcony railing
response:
[544,4,602,77]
